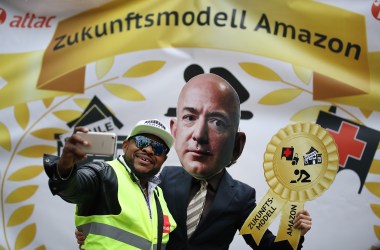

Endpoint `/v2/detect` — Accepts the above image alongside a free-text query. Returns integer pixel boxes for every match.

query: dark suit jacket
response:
[159,166,303,250]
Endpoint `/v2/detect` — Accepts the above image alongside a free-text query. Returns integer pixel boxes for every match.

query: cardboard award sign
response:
[240,122,339,249]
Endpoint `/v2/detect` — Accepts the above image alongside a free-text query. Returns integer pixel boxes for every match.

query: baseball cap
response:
[127,119,174,149]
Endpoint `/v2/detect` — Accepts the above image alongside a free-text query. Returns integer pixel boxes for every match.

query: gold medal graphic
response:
[240,122,339,249]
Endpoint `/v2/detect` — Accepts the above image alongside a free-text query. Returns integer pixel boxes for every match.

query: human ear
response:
[170,118,177,139]
[122,140,130,153]
[232,132,246,162]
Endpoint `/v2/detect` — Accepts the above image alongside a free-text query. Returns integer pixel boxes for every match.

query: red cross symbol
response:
[327,122,366,167]
[283,148,293,158]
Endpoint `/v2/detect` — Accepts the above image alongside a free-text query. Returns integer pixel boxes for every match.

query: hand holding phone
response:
[76,132,117,156]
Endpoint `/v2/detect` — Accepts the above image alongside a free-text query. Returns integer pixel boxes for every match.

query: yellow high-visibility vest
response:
[75,159,176,250]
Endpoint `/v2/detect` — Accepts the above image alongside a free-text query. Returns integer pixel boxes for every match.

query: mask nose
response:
[192,119,208,145]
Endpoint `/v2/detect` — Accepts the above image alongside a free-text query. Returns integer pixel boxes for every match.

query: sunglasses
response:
[132,135,169,156]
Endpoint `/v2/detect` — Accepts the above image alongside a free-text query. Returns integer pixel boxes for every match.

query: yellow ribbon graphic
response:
[1,0,377,110]
[240,122,339,249]
[37,0,369,98]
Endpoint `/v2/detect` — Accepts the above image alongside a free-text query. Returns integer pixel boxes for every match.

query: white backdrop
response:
[0,1,379,250]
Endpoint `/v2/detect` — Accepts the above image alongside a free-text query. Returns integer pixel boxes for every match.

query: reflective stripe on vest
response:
[78,222,166,250]
[75,159,175,249]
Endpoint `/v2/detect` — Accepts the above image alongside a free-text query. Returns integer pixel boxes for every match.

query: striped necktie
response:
[186,180,208,238]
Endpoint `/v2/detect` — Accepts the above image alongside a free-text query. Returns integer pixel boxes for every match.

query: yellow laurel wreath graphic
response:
[43,98,54,108]
[290,106,331,122]
[14,223,36,250]
[0,122,11,151]
[14,103,30,130]
[73,98,92,109]
[0,59,165,249]
[293,65,312,85]
[240,62,282,81]
[53,110,84,122]
[96,56,115,80]
[370,159,380,176]
[5,186,38,203]
[240,61,380,247]
[8,166,43,181]
[360,108,373,118]
[104,84,146,101]
[7,205,34,227]
[31,128,69,140]
[123,60,166,78]
[259,89,303,105]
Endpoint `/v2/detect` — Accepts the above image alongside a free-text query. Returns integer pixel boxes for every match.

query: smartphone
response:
[76,132,117,156]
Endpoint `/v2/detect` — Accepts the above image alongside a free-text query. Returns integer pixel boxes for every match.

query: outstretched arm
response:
[57,127,90,178]
[44,127,102,203]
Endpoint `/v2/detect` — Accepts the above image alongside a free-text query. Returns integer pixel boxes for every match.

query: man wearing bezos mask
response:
[160,73,312,249]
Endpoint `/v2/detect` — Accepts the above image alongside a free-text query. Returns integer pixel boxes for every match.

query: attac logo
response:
[316,111,380,193]
[0,8,56,28]
[0,8,6,24]
[372,0,380,20]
